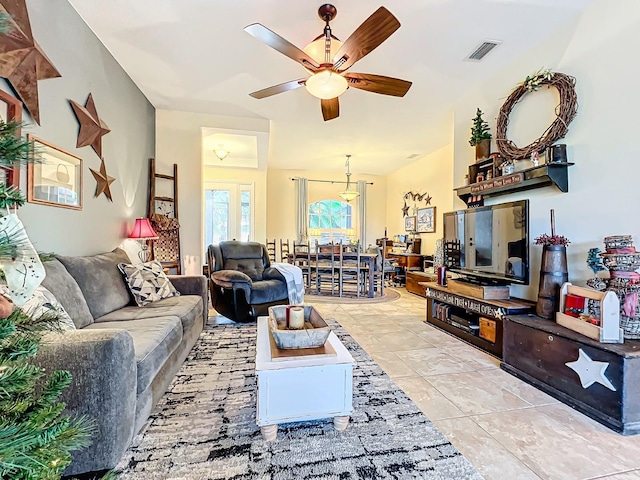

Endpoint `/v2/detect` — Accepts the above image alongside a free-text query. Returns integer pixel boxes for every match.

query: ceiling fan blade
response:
[332,7,400,72]
[249,79,307,99]
[344,73,412,97]
[321,97,339,121]
[244,24,320,71]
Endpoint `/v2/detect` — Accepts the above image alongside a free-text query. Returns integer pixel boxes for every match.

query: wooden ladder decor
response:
[148,158,182,274]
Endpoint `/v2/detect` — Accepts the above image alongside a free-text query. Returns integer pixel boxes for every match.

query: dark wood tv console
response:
[422,282,535,357]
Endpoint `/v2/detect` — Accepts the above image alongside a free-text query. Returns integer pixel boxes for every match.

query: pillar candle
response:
[288,306,305,330]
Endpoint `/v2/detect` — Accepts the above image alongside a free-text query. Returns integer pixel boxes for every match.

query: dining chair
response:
[366,244,393,296]
[292,240,312,288]
[315,240,338,296]
[339,240,362,297]
[266,238,277,263]
[280,239,290,263]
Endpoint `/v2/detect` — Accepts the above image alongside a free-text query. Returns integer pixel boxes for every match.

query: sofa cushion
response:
[41,259,94,328]
[118,261,179,306]
[250,279,289,304]
[57,249,132,319]
[94,295,202,334]
[85,316,183,394]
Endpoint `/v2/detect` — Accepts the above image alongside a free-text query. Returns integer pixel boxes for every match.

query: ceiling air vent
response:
[466,40,501,62]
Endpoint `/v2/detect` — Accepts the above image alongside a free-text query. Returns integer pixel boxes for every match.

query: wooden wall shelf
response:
[455,162,574,203]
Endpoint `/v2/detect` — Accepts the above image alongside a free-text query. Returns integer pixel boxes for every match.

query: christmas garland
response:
[496,69,578,160]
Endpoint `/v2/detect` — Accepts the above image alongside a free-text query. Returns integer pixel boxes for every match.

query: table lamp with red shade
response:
[129,217,159,262]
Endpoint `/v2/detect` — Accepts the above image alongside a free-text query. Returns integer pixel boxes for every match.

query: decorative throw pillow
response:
[118,260,180,307]
[0,284,76,330]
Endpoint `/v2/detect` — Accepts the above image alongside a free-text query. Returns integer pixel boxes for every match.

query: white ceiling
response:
[67,0,597,175]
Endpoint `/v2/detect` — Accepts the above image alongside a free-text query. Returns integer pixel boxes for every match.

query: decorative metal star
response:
[69,93,111,158]
[424,194,432,205]
[90,158,115,202]
[565,348,616,392]
[0,0,61,125]
[402,201,409,217]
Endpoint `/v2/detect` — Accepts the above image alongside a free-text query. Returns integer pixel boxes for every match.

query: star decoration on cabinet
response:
[69,93,111,158]
[565,348,616,392]
[90,158,115,202]
[0,0,61,125]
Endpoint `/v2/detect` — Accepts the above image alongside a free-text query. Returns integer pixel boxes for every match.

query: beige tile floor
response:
[302,288,640,480]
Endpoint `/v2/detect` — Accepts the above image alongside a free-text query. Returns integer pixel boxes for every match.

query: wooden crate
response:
[406,271,436,297]
[447,279,509,300]
[556,283,623,344]
[479,317,497,343]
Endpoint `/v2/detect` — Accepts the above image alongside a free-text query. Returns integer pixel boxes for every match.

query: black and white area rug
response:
[115,320,482,479]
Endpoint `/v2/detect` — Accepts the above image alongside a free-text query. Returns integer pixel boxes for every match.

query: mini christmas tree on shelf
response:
[469,108,492,160]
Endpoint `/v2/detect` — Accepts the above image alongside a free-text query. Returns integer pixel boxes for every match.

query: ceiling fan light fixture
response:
[305,70,348,100]
[214,148,229,161]
[303,36,343,65]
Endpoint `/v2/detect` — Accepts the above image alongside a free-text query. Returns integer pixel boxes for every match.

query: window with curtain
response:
[308,199,353,246]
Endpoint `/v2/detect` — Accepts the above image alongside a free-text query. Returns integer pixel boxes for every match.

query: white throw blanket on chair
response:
[271,262,305,305]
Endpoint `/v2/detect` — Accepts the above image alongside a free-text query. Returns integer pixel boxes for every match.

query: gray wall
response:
[4,0,155,256]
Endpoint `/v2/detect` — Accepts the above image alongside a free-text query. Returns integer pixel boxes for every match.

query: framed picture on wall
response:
[417,206,436,233]
[27,135,83,210]
[0,89,23,188]
[404,215,416,232]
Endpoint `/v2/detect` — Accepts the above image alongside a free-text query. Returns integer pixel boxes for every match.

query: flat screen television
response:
[442,200,529,285]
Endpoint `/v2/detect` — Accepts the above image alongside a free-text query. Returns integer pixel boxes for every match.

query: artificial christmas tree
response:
[0,119,92,479]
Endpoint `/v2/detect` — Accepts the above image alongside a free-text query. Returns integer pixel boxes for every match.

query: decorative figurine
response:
[531,150,539,167]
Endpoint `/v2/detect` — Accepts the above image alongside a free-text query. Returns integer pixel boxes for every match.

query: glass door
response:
[204,182,254,246]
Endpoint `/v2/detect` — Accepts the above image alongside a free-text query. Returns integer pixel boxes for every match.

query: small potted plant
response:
[469,108,492,161]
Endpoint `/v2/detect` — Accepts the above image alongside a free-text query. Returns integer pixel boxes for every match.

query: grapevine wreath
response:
[496,69,578,160]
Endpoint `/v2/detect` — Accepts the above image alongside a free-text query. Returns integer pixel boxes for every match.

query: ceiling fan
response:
[244,4,412,121]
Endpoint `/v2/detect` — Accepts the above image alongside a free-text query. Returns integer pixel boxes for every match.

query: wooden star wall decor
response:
[0,0,61,125]
[90,158,115,202]
[69,93,110,158]
[401,191,431,216]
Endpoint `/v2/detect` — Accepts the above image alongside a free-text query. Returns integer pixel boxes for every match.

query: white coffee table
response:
[255,316,355,441]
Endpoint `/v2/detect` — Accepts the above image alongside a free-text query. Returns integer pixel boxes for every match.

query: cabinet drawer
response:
[479,317,496,343]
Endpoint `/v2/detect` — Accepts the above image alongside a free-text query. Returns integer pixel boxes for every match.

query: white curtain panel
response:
[295,178,309,242]
[357,180,367,248]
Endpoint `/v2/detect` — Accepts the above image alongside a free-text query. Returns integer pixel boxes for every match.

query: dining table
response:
[287,251,379,298]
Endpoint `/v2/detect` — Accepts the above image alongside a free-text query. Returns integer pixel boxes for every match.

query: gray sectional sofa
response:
[32,249,208,476]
